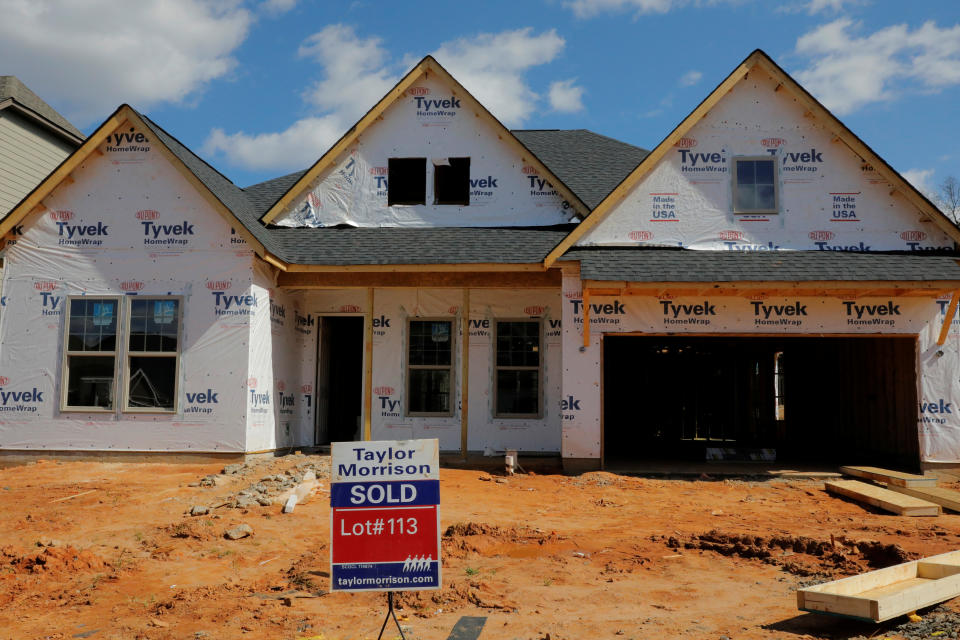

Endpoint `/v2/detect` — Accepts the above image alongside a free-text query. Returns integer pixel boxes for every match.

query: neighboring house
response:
[1,50,959,472]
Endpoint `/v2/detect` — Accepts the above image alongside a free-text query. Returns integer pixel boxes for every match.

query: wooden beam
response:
[840,466,937,488]
[886,485,960,513]
[363,288,374,441]
[825,479,940,516]
[937,290,960,346]
[460,288,470,460]
[277,270,562,289]
[262,252,288,271]
[582,288,591,348]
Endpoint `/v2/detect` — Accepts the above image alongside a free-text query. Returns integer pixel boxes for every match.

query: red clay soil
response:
[1,457,959,640]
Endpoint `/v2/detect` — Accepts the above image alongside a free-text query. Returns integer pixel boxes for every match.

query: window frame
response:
[59,295,184,414]
[493,319,543,419]
[387,157,427,206]
[732,155,779,215]
[60,295,123,413]
[405,317,456,418]
[122,295,184,414]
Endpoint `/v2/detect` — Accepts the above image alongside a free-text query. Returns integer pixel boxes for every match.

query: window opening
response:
[63,297,120,410]
[407,320,453,415]
[495,321,542,418]
[733,157,778,213]
[388,158,426,205]
[433,157,470,205]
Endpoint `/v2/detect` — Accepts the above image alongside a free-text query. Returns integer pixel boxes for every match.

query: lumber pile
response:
[839,466,937,488]
[825,480,939,516]
[823,465,960,517]
[798,550,960,622]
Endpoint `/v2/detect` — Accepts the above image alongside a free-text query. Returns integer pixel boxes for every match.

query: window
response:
[433,157,470,205]
[407,319,453,416]
[64,298,119,410]
[733,157,778,213]
[388,158,426,205]
[494,321,542,418]
[62,296,182,413]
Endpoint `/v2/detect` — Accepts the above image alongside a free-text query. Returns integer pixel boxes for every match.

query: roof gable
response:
[0,76,84,143]
[545,49,960,266]
[260,56,589,228]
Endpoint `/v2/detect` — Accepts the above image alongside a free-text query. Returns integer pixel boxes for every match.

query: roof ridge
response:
[134,109,239,188]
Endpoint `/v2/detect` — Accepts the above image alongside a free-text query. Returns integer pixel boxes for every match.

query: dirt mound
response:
[443,522,506,537]
[2,545,107,574]
[442,522,572,561]
[163,518,219,541]
[667,530,915,577]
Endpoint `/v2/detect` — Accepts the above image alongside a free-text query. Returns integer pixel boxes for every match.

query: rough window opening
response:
[387,157,426,205]
[434,157,470,205]
[733,157,778,213]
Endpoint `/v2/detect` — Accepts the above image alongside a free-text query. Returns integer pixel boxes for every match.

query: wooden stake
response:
[460,288,470,460]
[937,289,960,346]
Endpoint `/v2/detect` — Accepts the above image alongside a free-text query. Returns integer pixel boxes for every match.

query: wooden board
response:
[825,479,940,516]
[798,550,960,622]
[840,466,937,488]
[886,485,960,513]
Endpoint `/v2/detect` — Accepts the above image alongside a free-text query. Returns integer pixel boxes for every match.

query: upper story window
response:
[733,157,778,214]
[434,157,470,205]
[388,158,426,205]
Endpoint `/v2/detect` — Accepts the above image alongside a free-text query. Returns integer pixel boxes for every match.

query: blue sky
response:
[2,0,958,199]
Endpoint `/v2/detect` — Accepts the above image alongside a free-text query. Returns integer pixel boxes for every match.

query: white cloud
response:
[679,70,702,86]
[260,0,298,14]
[0,0,252,126]
[564,0,739,19]
[204,26,571,172]
[902,168,936,199]
[805,0,859,14]
[548,79,585,112]
[794,19,960,115]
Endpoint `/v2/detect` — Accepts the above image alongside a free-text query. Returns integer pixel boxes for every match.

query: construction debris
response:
[224,524,253,540]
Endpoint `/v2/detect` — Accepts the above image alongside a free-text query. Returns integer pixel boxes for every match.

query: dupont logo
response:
[674,137,697,149]
[370,166,388,176]
[307,192,321,209]
[719,231,743,241]
[339,304,361,313]
[0,377,9,386]
[374,386,395,396]
[301,384,313,394]
[564,290,582,300]
[657,293,675,301]
[377,385,400,417]
[136,210,159,221]
[49,210,74,222]
[748,293,767,301]
[120,281,144,292]
[33,281,57,292]
[809,230,835,241]
[628,231,653,241]
[206,280,231,290]
[448,305,460,315]
[762,138,787,148]
[277,380,286,392]
[521,166,538,175]
[525,306,545,316]
[408,86,429,96]
[247,377,257,388]
[900,230,927,242]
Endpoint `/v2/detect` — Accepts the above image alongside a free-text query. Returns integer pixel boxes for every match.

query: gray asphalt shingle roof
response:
[0,76,84,140]
[561,248,960,282]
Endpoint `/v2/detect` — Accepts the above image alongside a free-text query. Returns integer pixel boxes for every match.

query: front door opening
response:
[603,336,919,468]
[315,316,364,444]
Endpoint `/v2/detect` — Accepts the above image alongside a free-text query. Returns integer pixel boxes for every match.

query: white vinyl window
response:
[733,156,778,214]
[494,320,542,418]
[406,319,454,417]
[61,296,182,413]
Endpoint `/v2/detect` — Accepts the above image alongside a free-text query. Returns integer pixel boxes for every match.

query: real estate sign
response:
[330,438,441,591]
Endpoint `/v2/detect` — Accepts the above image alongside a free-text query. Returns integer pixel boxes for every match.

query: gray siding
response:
[0,110,75,215]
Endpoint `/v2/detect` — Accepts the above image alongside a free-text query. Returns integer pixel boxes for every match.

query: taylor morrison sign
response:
[330,439,441,592]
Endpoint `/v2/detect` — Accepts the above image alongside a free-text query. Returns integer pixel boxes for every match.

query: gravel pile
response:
[187,456,331,513]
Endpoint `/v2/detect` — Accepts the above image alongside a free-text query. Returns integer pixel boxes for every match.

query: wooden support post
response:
[582,288,591,348]
[937,290,960,346]
[363,287,374,441]
[460,288,470,460]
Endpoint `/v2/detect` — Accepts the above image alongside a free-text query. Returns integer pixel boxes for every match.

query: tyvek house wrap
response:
[559,267,960,462]
[0,126,254,451]
[273,75,575,229]
[576,66,954,252]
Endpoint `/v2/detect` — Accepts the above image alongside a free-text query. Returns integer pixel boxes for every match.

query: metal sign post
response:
[330,439,441,635]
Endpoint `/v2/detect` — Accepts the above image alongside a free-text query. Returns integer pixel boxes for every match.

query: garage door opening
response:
[603,336,919,469]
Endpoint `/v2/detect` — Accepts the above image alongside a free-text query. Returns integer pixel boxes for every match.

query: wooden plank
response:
[825,479,940,516]
[840,466,937,488]
[886,485,960,513]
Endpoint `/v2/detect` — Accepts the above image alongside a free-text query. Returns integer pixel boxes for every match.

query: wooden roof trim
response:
[545,49,960,267]
[0,106,126,239]
[259,55,589,226]
[542,56,756,267]
[284,262,547,273]
[582,278,960,291]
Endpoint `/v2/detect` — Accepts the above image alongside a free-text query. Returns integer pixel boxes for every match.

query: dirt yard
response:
[1,456,959,640]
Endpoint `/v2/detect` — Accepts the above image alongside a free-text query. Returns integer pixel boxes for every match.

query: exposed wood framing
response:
[460,288,470,459]
[260,56,588,226]
[363,288,374,441]
[544,50,960,268]
[277,270,562,289]
[582,288,591,348]
[937,289,960,346]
